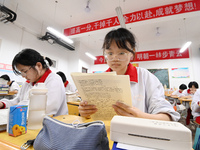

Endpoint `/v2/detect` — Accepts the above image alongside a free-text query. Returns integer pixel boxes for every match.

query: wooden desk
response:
[0,92,15,100]
[67,101,80,116]
[0,115,113,149]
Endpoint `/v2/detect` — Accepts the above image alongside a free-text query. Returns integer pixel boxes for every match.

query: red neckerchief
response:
[105,63,138,82]
[187,89,191,94]
[196,116,200,124]
[26,69,52,86]
[179,90,182,93]
[64,81,69,87]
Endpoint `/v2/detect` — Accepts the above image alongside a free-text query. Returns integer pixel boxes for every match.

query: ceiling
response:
[1,0,200,56]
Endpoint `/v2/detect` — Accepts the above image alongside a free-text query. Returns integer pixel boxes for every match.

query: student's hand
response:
[0,102,4,109]
[112,101,172,121]
[78,101,98,118]
[112,101,145,118]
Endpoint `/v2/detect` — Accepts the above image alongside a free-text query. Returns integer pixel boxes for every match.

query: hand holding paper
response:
[71,72,132,120]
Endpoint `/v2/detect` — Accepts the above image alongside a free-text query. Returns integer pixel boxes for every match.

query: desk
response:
[0,115,113,149]
[178,97,192,125]
[67,101,80,116]
[0,92,15,99]
[169,95,179,106]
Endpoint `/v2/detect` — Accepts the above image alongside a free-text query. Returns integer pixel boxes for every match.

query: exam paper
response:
[71,72,132,120]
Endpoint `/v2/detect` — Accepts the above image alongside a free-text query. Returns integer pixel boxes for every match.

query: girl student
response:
[181,81,199,99]
[79,28,180,121]
[0,49,68,116]
[0,74,20,98]
[56,71,76,93]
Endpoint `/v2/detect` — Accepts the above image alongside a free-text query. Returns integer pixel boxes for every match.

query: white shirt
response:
[65,82,76,93]
[9,81,20,97]
[182,89,194,97]
[1,71,68,116]
[191,89,200,120]
[106,64,180,121]
[171,90,183,97]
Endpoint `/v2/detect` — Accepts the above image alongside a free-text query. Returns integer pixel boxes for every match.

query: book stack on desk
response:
[0,84,9,95]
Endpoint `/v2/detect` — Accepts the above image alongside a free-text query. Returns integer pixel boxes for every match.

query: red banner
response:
[94,56,106,65]
[94,48,189,64]
[64,0,200,36]
[0,63,12,70]
[132,48,189,62]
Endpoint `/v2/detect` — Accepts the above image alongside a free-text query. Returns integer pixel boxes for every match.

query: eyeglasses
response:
[104,52,130,61]
[19,66,32,76]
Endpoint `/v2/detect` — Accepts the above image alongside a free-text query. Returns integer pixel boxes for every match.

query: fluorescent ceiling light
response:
[115,6,126,28]
[47,27,73,44]
[179,41,192,53]
[85,52,97,60]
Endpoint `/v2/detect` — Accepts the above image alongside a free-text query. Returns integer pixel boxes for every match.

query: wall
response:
[91,37,200,89]
[0,16,80,87]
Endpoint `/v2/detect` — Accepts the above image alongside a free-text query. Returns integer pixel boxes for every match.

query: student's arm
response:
[192,90,200,113]
[0,96,20,108]
[181,95,192,99]
[112,102,171,121]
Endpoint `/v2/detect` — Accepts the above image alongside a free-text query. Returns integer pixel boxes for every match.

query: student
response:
[56,71,76,93]
[171,84,187,97]
[0,74,20,97]
[181,81,199,99]
[0,48,68,116]
[79,28,180,121]
[191,89,200,124]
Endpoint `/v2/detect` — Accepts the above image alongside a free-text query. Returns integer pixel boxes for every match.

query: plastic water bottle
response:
[27,83,48,129]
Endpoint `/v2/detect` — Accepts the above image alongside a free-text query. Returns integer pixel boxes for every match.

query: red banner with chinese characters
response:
[132,48,189,62]
[94,48,189,64]
[64,0,200,36]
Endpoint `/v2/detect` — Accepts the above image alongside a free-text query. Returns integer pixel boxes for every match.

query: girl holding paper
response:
[79,28,180,121]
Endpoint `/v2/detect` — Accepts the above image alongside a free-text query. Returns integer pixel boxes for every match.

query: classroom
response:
[0,0,200,150]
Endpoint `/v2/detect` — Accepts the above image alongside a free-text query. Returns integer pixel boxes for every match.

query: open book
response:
[71,72,132,120]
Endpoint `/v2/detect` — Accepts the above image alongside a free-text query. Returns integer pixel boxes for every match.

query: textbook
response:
[71,72,132,120]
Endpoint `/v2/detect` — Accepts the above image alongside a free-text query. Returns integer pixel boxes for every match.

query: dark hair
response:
[188,81,199,89]
[0,74,10,81]
[102,28,136,55]
[56,71,66,83]
[12,48,53,75]
[179,84,187,90]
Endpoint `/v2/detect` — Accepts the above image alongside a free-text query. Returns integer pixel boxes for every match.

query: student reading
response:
[56,71,76,93]
[0,74,20,98]
[0,49,68,116]
[79,28,180,121]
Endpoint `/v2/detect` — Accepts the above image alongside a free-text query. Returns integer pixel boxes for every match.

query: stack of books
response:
[0,84,9,95]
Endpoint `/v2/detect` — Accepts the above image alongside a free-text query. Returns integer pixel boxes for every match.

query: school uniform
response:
[182,89,194,97]
[64,81,76,93]
[191,89,200,121]
[9,81,20,97]
[0,69,68,116]
[171,89,183,97]
[106,63,180,121]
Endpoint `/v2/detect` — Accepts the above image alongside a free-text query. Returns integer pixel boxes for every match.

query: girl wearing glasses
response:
[0,49,68,116]
[79,28,180,121]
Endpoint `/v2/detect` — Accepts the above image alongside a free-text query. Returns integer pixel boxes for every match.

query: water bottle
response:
[27,83,48,129]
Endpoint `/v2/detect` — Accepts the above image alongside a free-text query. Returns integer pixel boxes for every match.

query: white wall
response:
[0,16,80,87]
[91,37,200,89]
